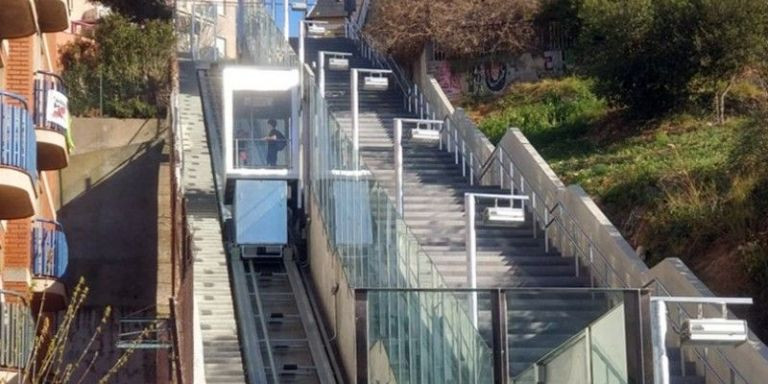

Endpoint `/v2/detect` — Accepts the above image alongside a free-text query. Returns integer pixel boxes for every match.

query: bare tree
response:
[364,0,540,60]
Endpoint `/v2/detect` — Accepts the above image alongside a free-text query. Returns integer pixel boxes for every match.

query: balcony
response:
[34,71,70,170]
[0,0,36,39]
[0,291,34,379]
[0,91,38,219]
[35,0,70,33]
[30,219,69,311]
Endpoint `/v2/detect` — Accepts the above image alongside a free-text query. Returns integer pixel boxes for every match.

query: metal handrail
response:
[652,281,750,384]
[471,142,628,288]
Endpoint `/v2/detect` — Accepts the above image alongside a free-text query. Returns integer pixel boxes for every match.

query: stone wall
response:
[58,117,170,383]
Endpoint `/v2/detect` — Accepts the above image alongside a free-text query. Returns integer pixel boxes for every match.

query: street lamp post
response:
[283,0,289,41]
[393,118,443,215]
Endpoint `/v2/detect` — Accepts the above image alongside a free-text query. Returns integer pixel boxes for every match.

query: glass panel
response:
[233,90,292,169]
[368,291,494,384]
[544,334,589,384]
[506,290,631,384]
[590,303,628,383]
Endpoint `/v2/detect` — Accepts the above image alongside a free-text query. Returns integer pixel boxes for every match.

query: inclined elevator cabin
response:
[222,66,300,255]
[220,65,339,382]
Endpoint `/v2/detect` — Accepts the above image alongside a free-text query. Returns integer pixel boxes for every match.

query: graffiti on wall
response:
[430,50,564,100]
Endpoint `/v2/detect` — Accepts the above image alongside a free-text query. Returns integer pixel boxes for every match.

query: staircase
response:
[178,57,246,383]
[304,37,610,376]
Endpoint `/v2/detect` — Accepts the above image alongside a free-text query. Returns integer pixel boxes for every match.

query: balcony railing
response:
[31,219,69,279]
[0,290,34,371]
[34,71,69,135]
[34,71,70,170]
[0,91,37,179]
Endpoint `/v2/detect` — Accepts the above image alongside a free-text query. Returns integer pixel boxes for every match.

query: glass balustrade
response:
[307,72,493,382]
[357,288,640,384]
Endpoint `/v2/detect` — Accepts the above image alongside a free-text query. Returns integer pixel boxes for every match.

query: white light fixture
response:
[291,2,308,11]
[363,75,388,91]
[681,319,748,346]
[330,169,372,178]
[483,206,526,225]
[308,24,327,37]
[328,57,350,71]
[412,123,440,140]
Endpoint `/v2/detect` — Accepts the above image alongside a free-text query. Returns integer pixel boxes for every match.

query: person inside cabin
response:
[236,122,251,167]
[264,118,287,166]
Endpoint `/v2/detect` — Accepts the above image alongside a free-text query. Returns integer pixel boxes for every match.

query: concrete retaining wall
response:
[308,195,358,383]
[59,117,168,383]
[71,117,166,155]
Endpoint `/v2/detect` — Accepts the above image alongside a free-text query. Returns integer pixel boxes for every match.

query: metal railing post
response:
[469,155,474,186]
[319,51,326,97]
[461,141,466,177]
[532,194,537,238]
[453,125,459,165]
[491,289,509,384]
[283,0,289,41]
[465,193,478,327]
[395,119,404,216]
[351,69,359,169]
[544,208,550,253]
[498,150,504,187]
[652,300,670,384]
[299,22,305,91]
[355,289,369,384]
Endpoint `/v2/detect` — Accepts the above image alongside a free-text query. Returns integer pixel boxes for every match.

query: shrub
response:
[575,0,768,119]
[475,77,607,145]
[60,14,174,118]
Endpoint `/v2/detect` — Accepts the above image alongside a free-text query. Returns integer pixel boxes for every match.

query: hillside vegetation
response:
[464,77,768,338]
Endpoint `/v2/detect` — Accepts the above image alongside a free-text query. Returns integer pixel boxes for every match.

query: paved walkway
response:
[178,58,246,384]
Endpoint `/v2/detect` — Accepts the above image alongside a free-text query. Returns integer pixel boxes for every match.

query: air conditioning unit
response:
[241,245,284,259]
[412,128,440,141]
[363,76,388,91]
[680,318,748,346]
[328,57,349,71]
[483,207,525,225]
[307,24,327,36]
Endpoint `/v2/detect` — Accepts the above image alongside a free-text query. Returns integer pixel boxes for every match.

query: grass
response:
[464,77,768,339]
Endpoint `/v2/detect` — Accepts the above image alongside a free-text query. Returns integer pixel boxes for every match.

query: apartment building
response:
[0,1,71,382]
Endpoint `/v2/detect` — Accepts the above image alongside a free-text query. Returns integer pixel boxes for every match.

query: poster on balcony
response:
[46,90,70,130]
